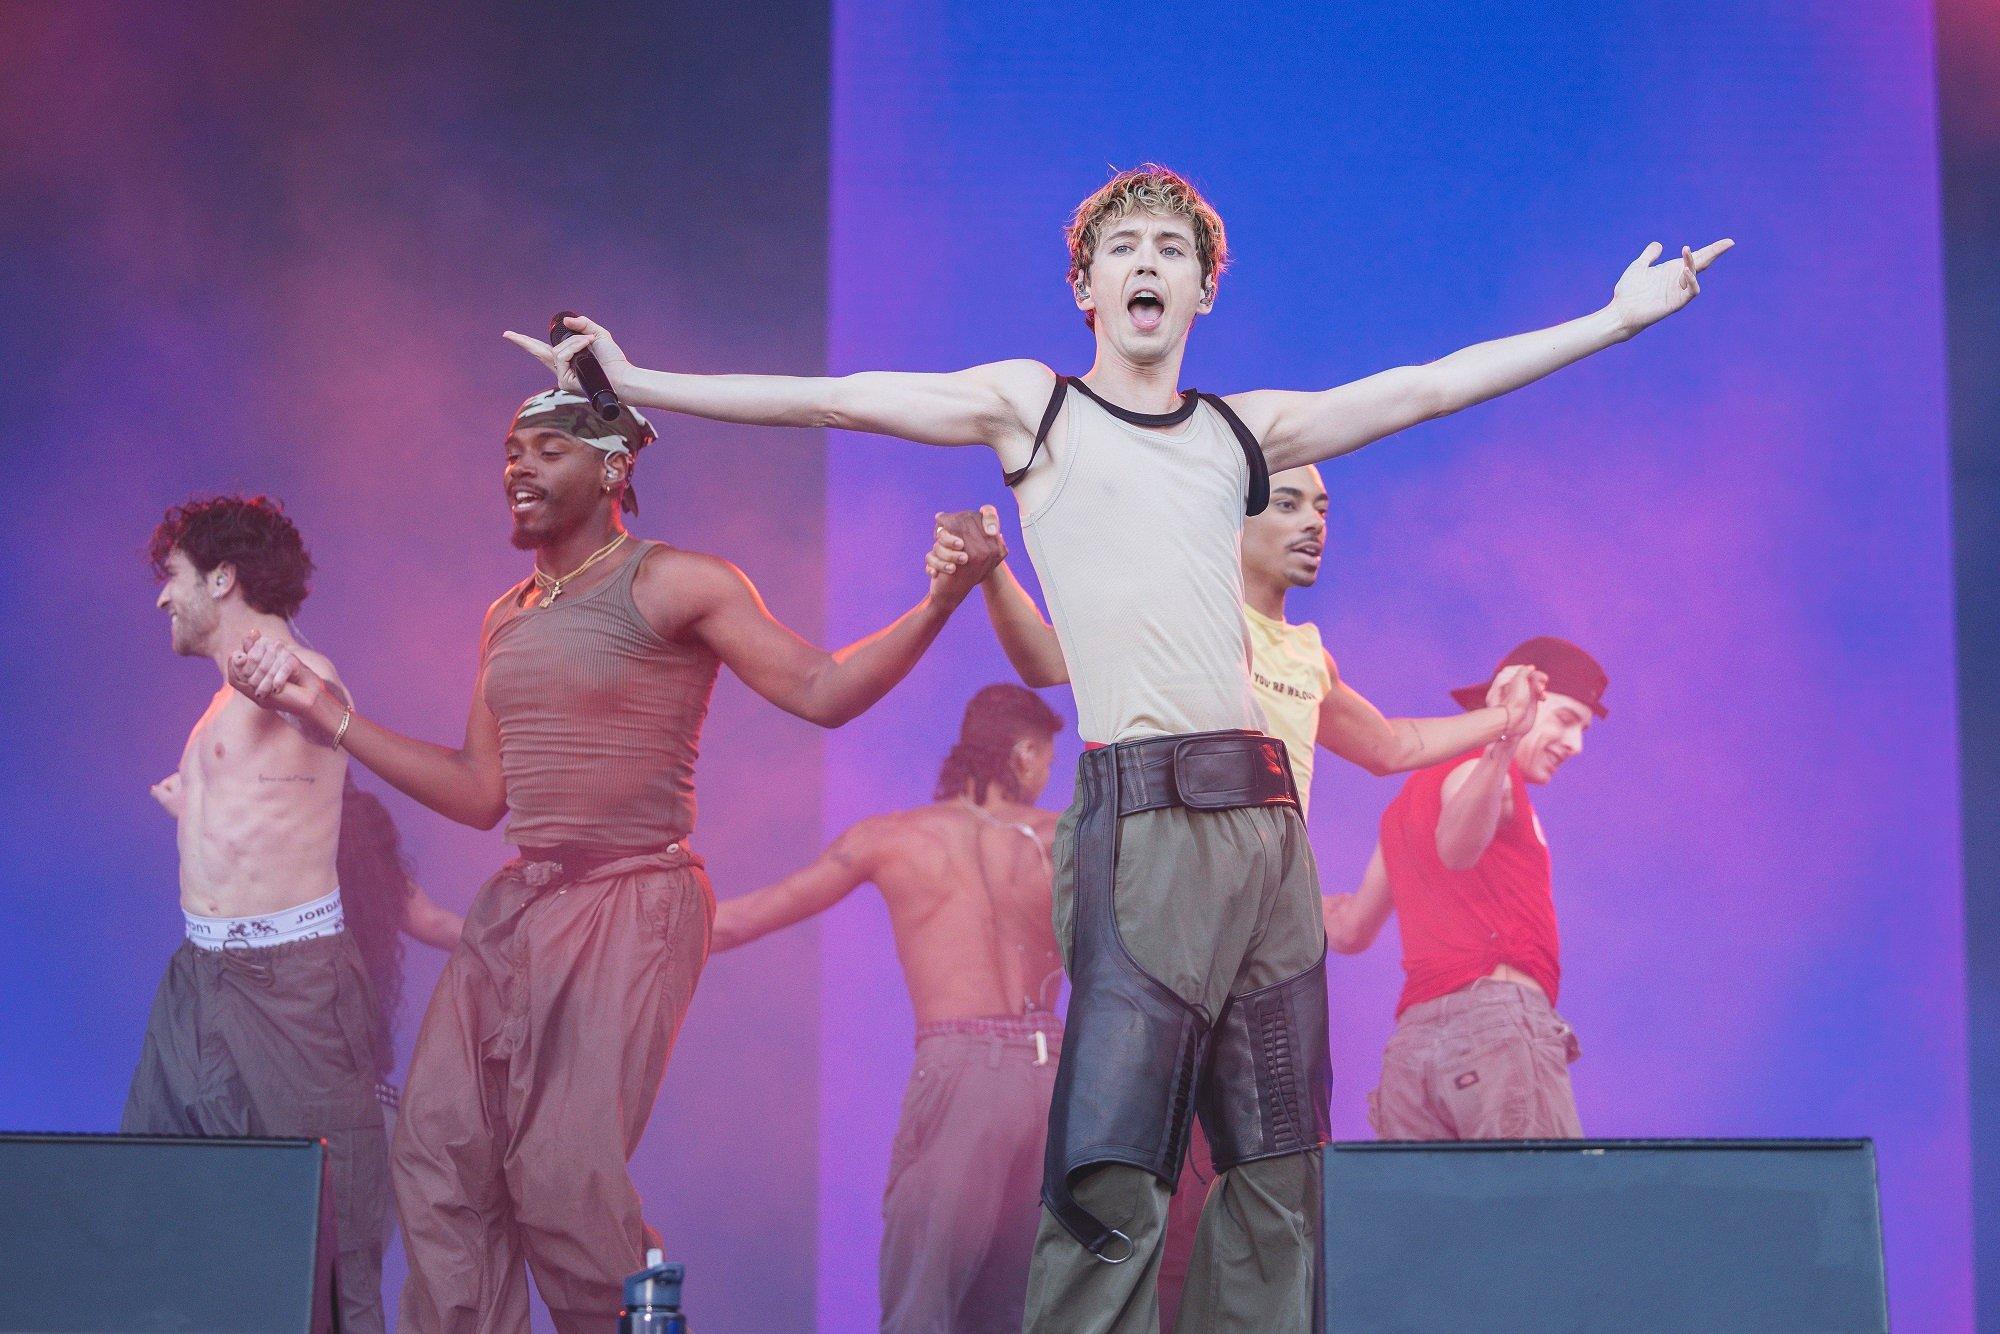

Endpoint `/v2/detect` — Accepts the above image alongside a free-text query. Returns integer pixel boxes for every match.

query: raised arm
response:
[711,824,878,952]
[654,516,1001,729]
[981,560,1070,687]
[924,505,1070,687]
[229,630,508,829]
[504,316,1054,468]
[1434,666,1543,869]
[1235,239,1734,472]
[1324,844,1395,954]
[1319,660,1543,777]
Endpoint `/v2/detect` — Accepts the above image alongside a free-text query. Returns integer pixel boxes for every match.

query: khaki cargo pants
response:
[1369,979,1582,1141]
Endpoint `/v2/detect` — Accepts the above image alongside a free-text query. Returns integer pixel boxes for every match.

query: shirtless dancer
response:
[925,474,1542,1328]
[508,165,1728,1330]
[712,683,1063,1333]
[126,495,391,1332]
[148,773,464,1095]
[228,390,1001,1332]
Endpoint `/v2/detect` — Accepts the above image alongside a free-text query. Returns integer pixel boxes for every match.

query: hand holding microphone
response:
[502,313,631,421]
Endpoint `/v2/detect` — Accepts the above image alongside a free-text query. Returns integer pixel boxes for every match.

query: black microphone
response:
[550,310,624,422]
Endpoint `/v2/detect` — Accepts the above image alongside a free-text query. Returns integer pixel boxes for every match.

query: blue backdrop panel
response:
[824,2,1963,1327]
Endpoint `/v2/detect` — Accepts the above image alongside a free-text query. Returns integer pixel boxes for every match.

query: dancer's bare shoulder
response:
[289,644,345,699]
[824,808,945,906]
[223,643,347,742]
[865,803,957,860]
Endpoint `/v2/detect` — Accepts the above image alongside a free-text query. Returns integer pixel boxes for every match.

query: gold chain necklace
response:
[533,533,627,607]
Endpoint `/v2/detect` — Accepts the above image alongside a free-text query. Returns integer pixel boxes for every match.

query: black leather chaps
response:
[1041,730,1332,1260]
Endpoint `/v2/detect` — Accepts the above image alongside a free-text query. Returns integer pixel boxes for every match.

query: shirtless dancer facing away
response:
[1323,638,1606,1143]
[925,476,1543,1329]
[127,495,392,1333]
[508,164,1728,1330]
[228,391,1001,1333]
[711,683,1064,1333]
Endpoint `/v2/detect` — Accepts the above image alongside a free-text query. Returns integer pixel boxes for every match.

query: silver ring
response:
[1095,1229,1135,1265]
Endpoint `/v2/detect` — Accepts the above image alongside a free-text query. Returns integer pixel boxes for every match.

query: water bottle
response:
[620,1249,689,1333]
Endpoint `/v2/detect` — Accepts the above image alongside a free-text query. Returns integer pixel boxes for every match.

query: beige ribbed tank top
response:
[479,540,719,849]
[1016,380,1263,743]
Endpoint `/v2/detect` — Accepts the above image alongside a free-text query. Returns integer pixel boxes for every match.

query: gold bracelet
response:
[332,707,354,750]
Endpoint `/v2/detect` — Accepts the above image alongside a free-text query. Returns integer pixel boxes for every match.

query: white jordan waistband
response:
[184,888,345,950]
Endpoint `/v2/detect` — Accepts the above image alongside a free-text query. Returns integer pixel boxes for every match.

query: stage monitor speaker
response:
[1322,1137,1887,1333]
[0,1133,336,1333]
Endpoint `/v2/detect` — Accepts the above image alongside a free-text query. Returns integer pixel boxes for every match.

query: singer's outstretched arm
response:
[509,236,1728,477]
[504,317,1056,476]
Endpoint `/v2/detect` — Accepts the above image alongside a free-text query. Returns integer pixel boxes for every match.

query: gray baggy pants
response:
[123,930,391,1334]
[1024,802,1325,1334]
[879,1019,1061,1333]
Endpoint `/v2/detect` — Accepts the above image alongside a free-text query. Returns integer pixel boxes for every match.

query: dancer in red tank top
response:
[226,390,1002,1333]
[1326,637,1605,1140]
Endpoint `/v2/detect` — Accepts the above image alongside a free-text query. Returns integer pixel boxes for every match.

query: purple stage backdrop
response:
[0,4,828,1329]
[0,1,1976,1330]
[822,1,1967,1329]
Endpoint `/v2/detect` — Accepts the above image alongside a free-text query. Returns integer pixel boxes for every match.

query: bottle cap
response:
[623,1256,685,1312]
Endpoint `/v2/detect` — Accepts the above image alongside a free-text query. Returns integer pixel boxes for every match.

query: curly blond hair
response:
[1065,164,1229,311]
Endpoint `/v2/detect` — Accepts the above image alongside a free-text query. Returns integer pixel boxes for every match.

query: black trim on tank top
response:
[1066,376,1201,427]
[1197,392,1272,516]
[1003,376,1072,488]
[1003,375,1269,515]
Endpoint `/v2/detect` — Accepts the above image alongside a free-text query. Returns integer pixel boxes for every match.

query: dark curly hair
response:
[934,684,1063,804]
[148,495,313,619]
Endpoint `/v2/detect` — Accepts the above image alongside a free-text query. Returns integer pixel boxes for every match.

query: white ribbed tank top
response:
[1015,382,1262,743]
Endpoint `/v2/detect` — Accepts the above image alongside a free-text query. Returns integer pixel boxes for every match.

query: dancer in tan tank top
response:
[227,390,1002,1334]
[507,165,1729,1331]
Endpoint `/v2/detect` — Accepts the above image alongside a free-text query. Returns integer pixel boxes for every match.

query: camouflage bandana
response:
[508,390,659,513]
